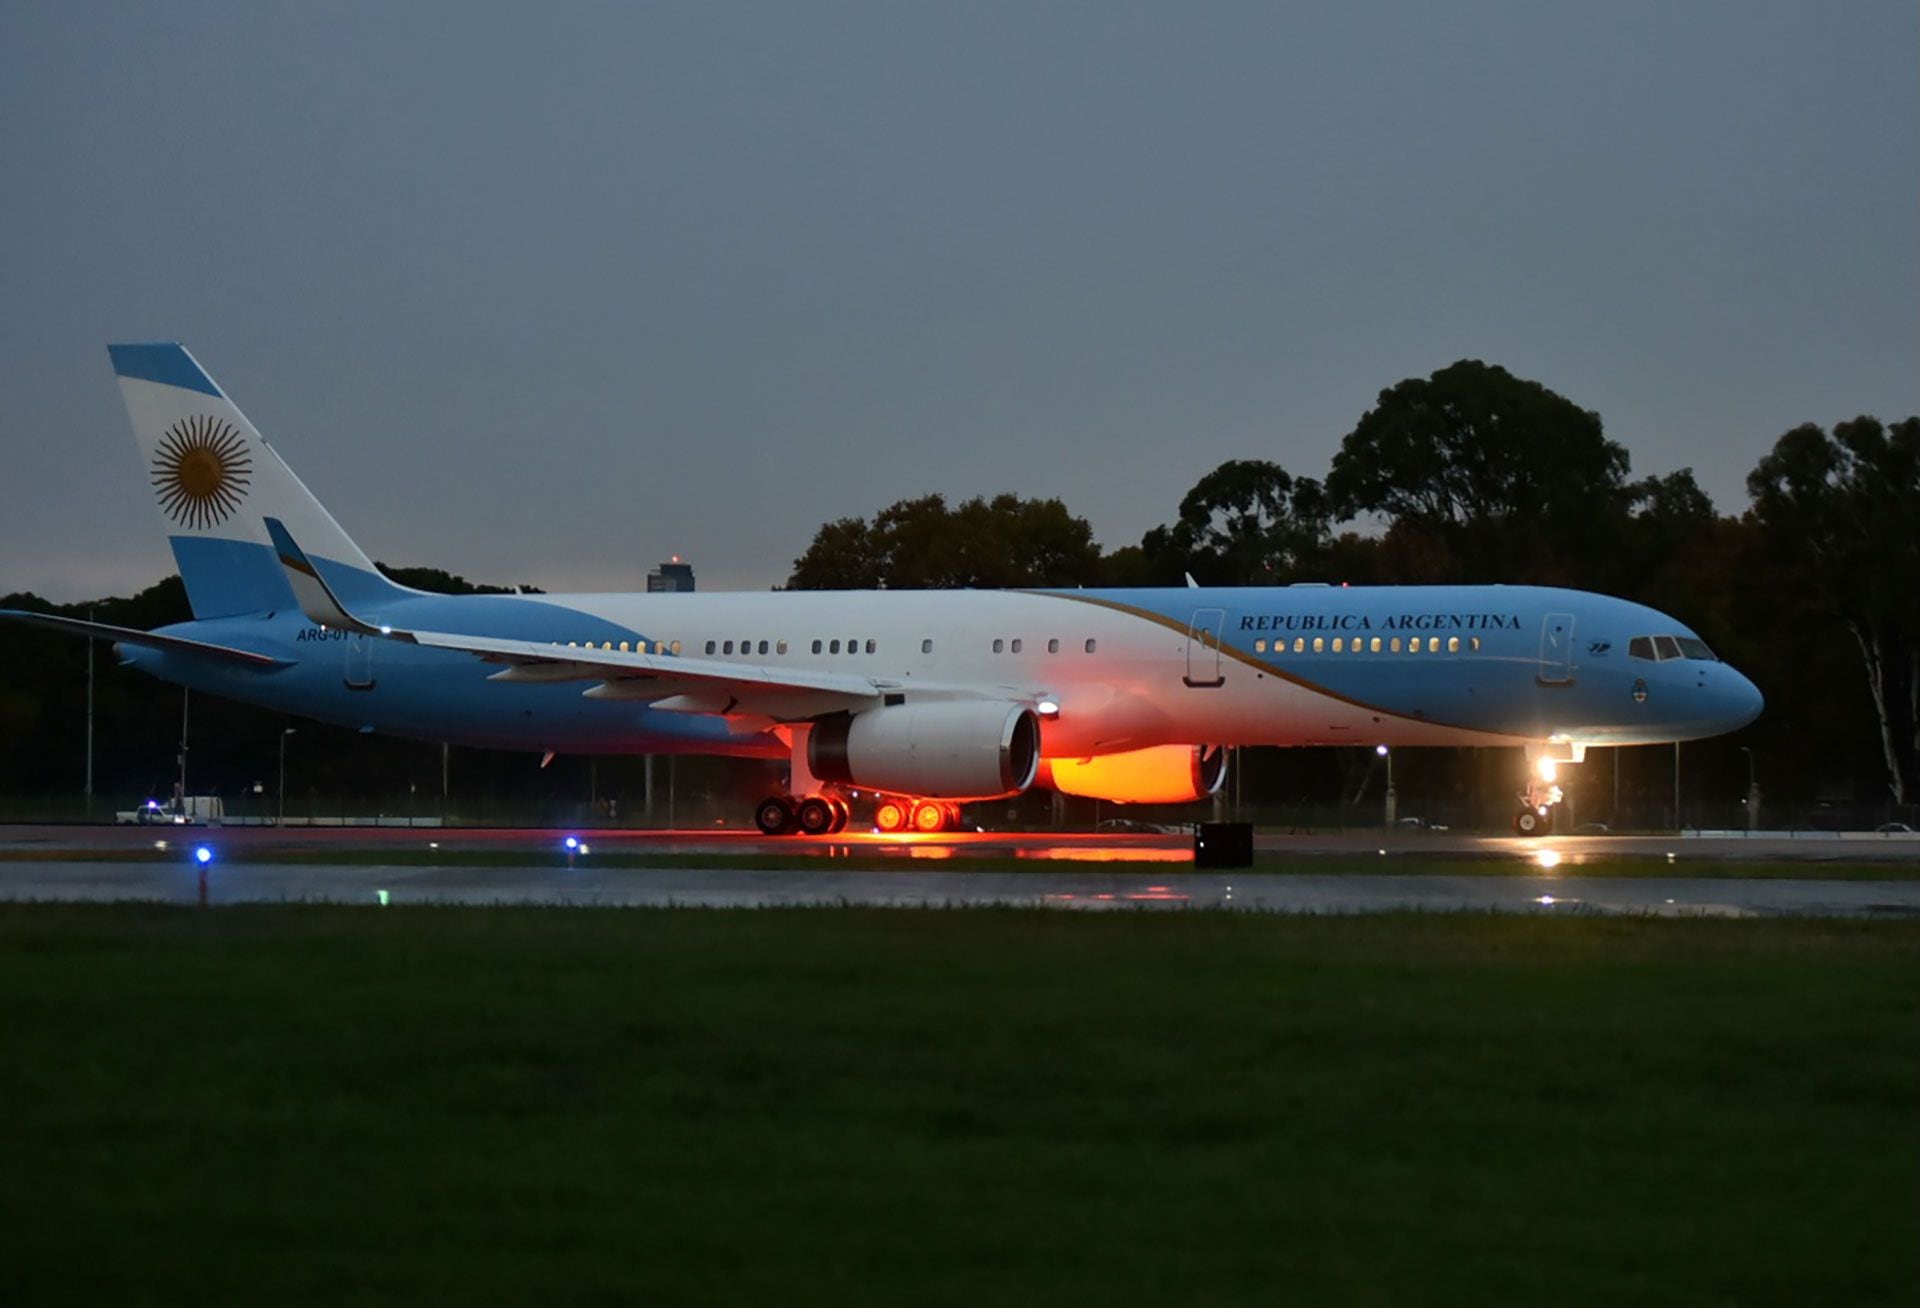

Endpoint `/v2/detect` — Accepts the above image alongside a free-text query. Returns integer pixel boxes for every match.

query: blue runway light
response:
[563,836,579,851]
[194,846,213,865]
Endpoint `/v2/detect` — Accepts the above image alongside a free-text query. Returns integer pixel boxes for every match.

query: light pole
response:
[85,608,95,820]
[1740,746,1758,833]
[1377,744,1395,828]
[278,728,297,826]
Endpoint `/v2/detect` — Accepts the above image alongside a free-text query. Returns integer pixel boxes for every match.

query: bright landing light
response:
[1533,849,1562,870]
[1535,758,1558,783]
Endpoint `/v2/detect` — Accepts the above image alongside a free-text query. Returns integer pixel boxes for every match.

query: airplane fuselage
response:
[123,577,1762,759]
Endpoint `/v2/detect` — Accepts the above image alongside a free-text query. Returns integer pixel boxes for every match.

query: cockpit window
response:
[1630,634,1718,662]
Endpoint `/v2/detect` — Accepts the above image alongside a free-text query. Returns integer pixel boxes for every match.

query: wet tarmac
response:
[3,859,1917,917]
[4,822,1919,864]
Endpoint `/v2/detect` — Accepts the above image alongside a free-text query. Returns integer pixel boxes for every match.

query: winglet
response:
[265,516,396,638]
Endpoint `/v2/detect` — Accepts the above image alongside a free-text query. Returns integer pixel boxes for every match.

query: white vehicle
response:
[116,795,225,826]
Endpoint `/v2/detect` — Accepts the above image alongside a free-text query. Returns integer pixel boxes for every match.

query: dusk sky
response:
[3,1,1914,600]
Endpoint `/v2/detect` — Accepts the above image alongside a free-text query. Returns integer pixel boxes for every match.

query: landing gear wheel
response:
[875,800,908,833]
[828,797,850,834]
[755,796,796,836]
[796,796,837,836]
[1513,809,1545,837]
[911,801,950,834]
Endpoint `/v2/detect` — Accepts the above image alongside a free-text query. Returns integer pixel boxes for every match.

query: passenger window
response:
[1254,638,1267,653]
[671,641,682,655]
[1048,638,1060,654]
[1332,637,1344,653]
[993,639,1004,653]
[1408,637,1421,653]
[1370,637,1381,653]
[1084,638,1097,653]
[776,640,787,654]
[1011,638,1023,654]
[811,639,822,654]
[921,638,933,654]
[1654,635,1682,661]
[1429,638,1441,653]
[1469,637,1480,652]
[865,639,876,654]
[617,641,629,652]
[723,640,734,654]
[830,639,841,654]
[1292,637,1304,653]
[1447,637,1459,653]
[1312,637,1324,653]
[704,640,716,655]
[1390,637,1401,652]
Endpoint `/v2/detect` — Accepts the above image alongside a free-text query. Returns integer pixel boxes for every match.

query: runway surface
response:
[5,822,1920,864]
[4,823,1916,915]
[4,859,1918,916]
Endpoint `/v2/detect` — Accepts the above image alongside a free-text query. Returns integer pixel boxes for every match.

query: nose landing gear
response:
[1513,755,1568,837]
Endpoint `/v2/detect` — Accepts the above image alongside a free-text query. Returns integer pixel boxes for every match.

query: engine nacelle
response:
[1038,744,1228,804]
[810,701,1041,800]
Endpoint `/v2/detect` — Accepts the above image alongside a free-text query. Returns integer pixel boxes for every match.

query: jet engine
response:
[1038,744,1228,804]
[809,701,1041,799]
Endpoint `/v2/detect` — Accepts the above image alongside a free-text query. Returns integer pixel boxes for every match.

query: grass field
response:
[2,907,1915,1305]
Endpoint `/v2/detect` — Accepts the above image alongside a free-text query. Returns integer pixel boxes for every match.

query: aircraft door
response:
[1184,608,1226,688]
[1537,612,1575,686]
[345,633,376,691]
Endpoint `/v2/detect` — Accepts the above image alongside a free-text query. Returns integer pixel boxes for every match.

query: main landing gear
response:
[755,793,964,836]
[755,794,849,836]
[873,798,963,835]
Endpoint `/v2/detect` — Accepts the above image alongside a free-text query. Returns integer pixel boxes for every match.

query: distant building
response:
[647,556,695,593]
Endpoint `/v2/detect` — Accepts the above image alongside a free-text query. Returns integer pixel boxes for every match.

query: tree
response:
[786,493,1104,590]
[1747,416,1920,805]
[1159,460,1332,585]
[1326,360,1632,584]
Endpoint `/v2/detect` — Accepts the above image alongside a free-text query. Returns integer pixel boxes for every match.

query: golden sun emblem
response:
[152,415,252,529]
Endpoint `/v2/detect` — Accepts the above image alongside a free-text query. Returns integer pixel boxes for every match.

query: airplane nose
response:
[1724,667,1764,730]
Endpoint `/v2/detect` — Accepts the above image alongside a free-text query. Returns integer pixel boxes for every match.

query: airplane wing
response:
[263,516,883,721]
[407,629,885,719]
[0,610,291,668]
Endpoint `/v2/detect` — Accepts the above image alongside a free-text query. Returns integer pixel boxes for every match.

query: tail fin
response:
[108,343,399,619]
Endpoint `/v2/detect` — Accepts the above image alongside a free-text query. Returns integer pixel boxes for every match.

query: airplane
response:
[0,344,1764,836]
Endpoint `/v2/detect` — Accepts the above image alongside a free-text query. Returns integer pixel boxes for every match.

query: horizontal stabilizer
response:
[0,610,289,668]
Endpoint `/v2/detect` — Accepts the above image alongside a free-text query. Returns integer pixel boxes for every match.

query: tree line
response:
[2,360,1914,822]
